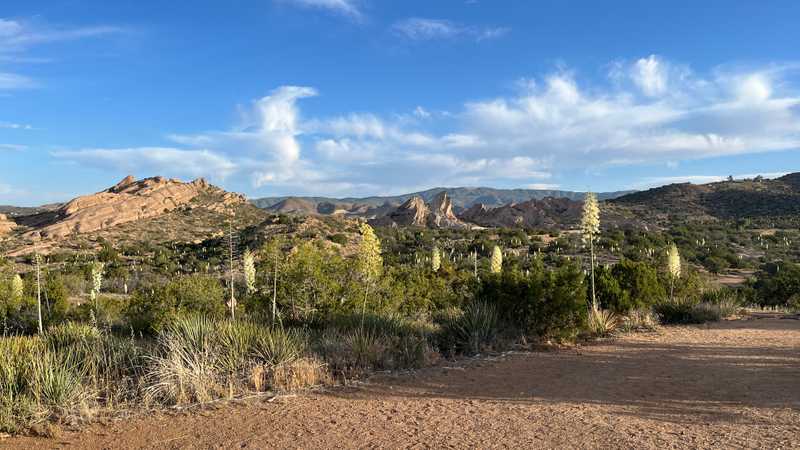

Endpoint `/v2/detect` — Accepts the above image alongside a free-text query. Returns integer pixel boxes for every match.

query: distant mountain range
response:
[252,173,800,229]
[251,187,635,215]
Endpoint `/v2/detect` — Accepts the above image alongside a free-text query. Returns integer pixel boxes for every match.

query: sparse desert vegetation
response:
[3,179,799,441]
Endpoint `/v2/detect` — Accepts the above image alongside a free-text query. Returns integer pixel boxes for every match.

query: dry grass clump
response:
[587,308,619,337]
[144,316,317,406]
[619,308,658,332]
[270,357,330,391]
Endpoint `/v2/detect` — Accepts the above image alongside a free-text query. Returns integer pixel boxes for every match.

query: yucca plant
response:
[587,307,619,337]
[251,327,307,368]
[439,302,498,355]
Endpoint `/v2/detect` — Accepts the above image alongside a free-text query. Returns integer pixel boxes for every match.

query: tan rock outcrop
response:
[30,176,245,239]
[369,192,467,228]
[0,214,15,236]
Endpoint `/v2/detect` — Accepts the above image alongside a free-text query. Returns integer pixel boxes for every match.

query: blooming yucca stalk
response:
[490,245,503,274]
[581,192,600,310]
[432,246,441,272]
[667,243,681,302]
[90,261,105,314]
[243,248,256,295]
[357,223,383,327]
[11,273,23,301]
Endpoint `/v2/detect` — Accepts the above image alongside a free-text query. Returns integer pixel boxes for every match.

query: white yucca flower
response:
[431,246,441,272]
[11,273,23,301]
[667,244,681,279]
[581,192,601,309]
[90,261,104,304]
[490,245,503,274]
[243,248,257,295]
[667,243,681,302]
[580,192,600,243]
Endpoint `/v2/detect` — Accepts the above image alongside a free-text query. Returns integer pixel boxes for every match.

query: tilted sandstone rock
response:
[30,176,245,239]
[428,191,463,228]
[369,192,467,228]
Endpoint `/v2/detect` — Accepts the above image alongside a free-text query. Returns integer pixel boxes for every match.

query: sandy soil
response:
[5,313,800,449]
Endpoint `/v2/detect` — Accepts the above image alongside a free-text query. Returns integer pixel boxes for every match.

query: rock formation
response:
[30,176,245,239]
[370,193,467,228]
[0,214,15,236]
[459,197,583,228]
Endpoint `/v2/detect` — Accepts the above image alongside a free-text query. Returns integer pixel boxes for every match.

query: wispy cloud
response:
[0,18,123,52]
[0,18,124,90]
[0,121,33,130]
[51,148,237,180]
[0,72,36,90]
[276,0,364,20]
[392,18,509,42]
[0,143,26,151]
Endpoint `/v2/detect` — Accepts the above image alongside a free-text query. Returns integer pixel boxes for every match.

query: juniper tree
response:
[490,245,503,274]
[581,192,600,310]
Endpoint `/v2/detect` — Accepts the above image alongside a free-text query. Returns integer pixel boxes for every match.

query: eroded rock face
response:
[31,176,245,239]
[0,214,15,236]
[370,192,467,228]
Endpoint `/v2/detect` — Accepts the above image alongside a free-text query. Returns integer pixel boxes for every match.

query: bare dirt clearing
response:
[6,313,800,449]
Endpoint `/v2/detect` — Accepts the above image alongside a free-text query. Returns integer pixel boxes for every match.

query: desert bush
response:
[595,259,665,314]
[752,262,800,307]
[124,275,226,333]
[478,262,587,339]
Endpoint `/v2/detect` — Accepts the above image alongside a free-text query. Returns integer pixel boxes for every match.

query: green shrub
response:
[478,262,587,339]
[125,275,226,333]
[595,259,665,314]
[752,262,800,307]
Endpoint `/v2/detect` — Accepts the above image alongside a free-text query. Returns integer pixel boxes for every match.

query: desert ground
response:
[5,312,799,449]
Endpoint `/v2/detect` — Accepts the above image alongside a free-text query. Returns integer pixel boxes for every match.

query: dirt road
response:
[6,313,800,449]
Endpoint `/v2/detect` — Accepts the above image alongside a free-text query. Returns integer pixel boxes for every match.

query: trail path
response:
[6,313,800,449]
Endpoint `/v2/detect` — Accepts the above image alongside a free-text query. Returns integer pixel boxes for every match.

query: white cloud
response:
[51,147,237,180]
[392,18,509,42]
[632,55,668,96]
[51,58,800,197]
[526,183,561,190]
[277,0,363,20]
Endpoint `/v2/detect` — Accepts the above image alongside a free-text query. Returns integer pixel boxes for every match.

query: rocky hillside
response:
[20,176,246,239]
[253,187,634,214]
[460,197,584,229]
[611,173,800,223]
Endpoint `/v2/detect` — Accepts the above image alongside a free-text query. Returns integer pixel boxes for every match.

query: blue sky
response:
[1,0,799,205]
